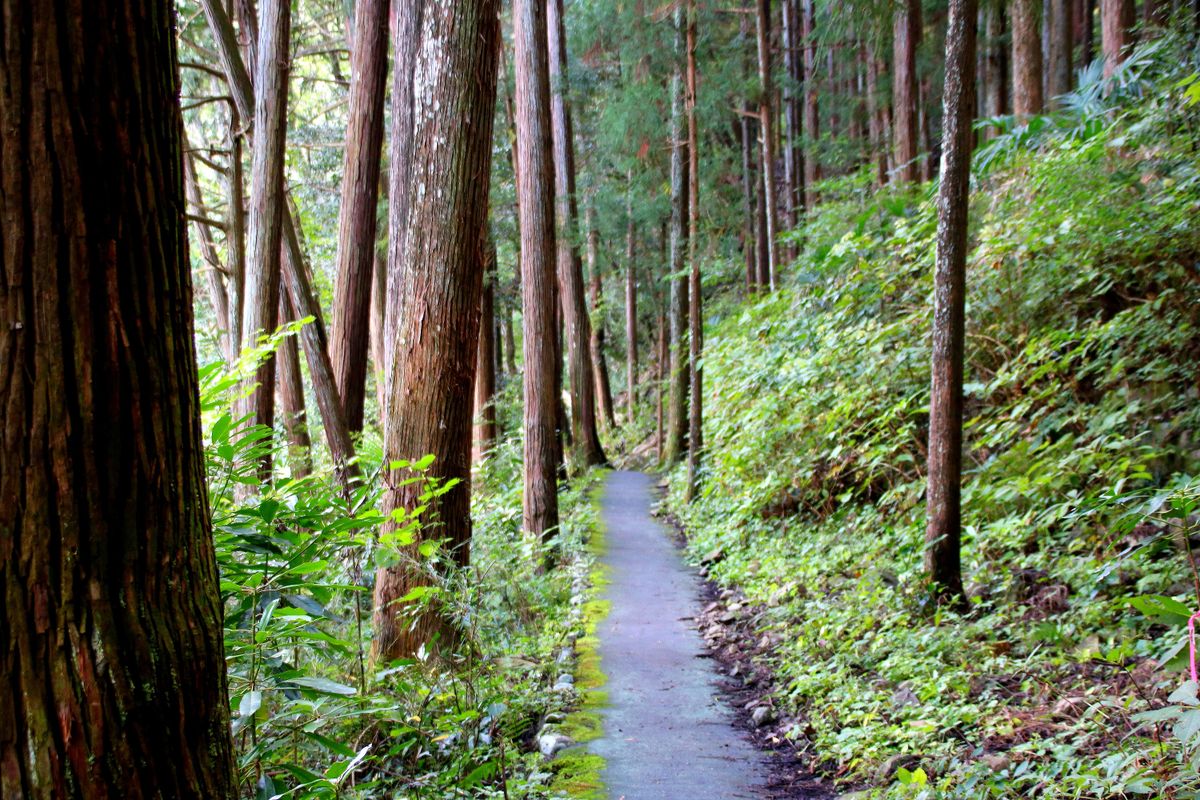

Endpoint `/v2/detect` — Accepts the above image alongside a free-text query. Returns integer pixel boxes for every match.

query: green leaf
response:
[239,690,263,718]
[286,677,358,696]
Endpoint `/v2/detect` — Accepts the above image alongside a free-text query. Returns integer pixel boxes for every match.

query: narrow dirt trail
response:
[589,470,765,799]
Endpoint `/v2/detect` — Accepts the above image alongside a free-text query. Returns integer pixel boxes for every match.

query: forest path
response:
[589,470,766,799]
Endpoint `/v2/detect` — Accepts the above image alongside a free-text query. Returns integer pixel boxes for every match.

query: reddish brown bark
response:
[331,0,389,433]
[278,294,313,478]
[1012,0,1044,115]
[926,0,978,606]
[894,0,922,183]
[514,0,561,538]
[1101,0,1134,78]
[226,104,247,356]
[0,1,238,794]
[547,0,606,467]
[473,236,499,463]
[1046,0,1074,102]
[586,207,617,430]
[372,0,499,662]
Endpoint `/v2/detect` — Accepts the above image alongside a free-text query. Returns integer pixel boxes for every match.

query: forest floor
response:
[581,470,830,799]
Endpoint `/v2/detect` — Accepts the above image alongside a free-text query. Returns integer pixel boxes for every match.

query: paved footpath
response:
[589,470,765,800]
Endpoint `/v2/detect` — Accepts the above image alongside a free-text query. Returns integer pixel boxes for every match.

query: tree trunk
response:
[894,0,921,183]
[226,103,247,357]
[926,0,977,606]
[586,207,617,430]
[665,6,691,466]
[740,111,758,291]
[1046,0,1074,102]
[514,0,561,539]
[1082,0,1095,64]
[656,312,667,464]
[372,0,499,662]
[801,0,820,205]
[183,147,232,358]
[278,294,313,478]
[983,4,1009,134]
[547,0,606,467]
[371,241,388,414]
[1012,0,1044,115]
[239,0,291,478]
[331,0,389,433]
[755,0,780,288]
[625,185,639,426]
[686,0,703,501]
[865,45,888,185]
[201,0,358,480]
[1101,0,1134,78]
[781,0,803,239]
[920,76,935,181]
[0,2,238,794]
[473,236,499,463]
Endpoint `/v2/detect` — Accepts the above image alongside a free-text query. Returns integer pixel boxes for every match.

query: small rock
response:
[701,547,725,566]
[556,648,573,664]
[875,754,921,783]
[981,753,1011,772]
[553,673,575,692]
[538,732,574,758]
[892,683,920,709]
[544,712,566,723]
[751,706,775,728]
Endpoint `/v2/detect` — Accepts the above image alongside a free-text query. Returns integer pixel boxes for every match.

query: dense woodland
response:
[2,0,1200,798]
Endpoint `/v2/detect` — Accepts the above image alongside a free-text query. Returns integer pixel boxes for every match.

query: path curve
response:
[590,470,765,799]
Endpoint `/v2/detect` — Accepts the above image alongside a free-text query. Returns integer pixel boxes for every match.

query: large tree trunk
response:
[664,6,691,466]
[801,0,820,205]
[755,0,780,288]
[514,0,561,539]
[926,0,977,607]
[372,0,499,662]
[585,207,617,430]
[893,0,921,183]
[473,236,499,463]
[686,0,703,502]
[331,0,389,433]
[239,0,291,476]
[278,294,313,478]
[0,2,238,794]
[1046,0,1074,102]
[1100,0,1134,78]
[547,0,606,467]
[201,0,358,480]
[1012,0,1044,115]
[625,185,639,426]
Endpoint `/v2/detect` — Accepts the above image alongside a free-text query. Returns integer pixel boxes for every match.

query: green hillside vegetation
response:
[667,42,1200,799]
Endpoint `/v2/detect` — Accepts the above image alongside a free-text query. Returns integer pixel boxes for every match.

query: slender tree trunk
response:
[894,0,921,183]
[372,0,499,662]
[920,76,935,181]
[865,45,888,184]
[226,104,246,357]
[801,0,820,205]
[183,147,232,357]
[371,241,387,414]
[201,0,358,479]
[1012,0,1044,115]
[1101,0,1134,78]
[740,112,758,291]
[656,313,667,463]
[625,184,639,426]
[686,0,703,501]
[926,0,977,606]
[473,236,499,463]
[278,294,313,478]
[754,140,770,287]
[1083,0,1095,64]
[547,0,606,466]
[514,0,561,539]
[0,2,238,794]
[665,6,691,465]
[239,0,290,478]
[331,0,389,433]
[586,207,617,430]
[756,0,780,287]
[1046,0,1074,102]
[781,0,802,240]
[984,5,1009,133]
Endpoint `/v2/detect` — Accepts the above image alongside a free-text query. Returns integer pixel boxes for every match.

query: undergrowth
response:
[668,40,1200,799]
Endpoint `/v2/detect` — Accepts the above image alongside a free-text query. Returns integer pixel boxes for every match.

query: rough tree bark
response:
[926,0,978,606]
[226,104,247,357]
[1012,0,1044,115]
[625,182,639,426]
[686,0,703,502]
[585,206,617,430]
[371,0,499,662]
[894,0,922,183]
[664,5,691,466]
[331,0,389,433]
[239,0,291,475]
[1100,0,1134,78]
[0,1,238,794]
[755,0,780,288]
[547,0,606,466]
[278,294,313,478]
[1046,0,1074,102]
[514,0,562,539]
[473,235,499,463]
